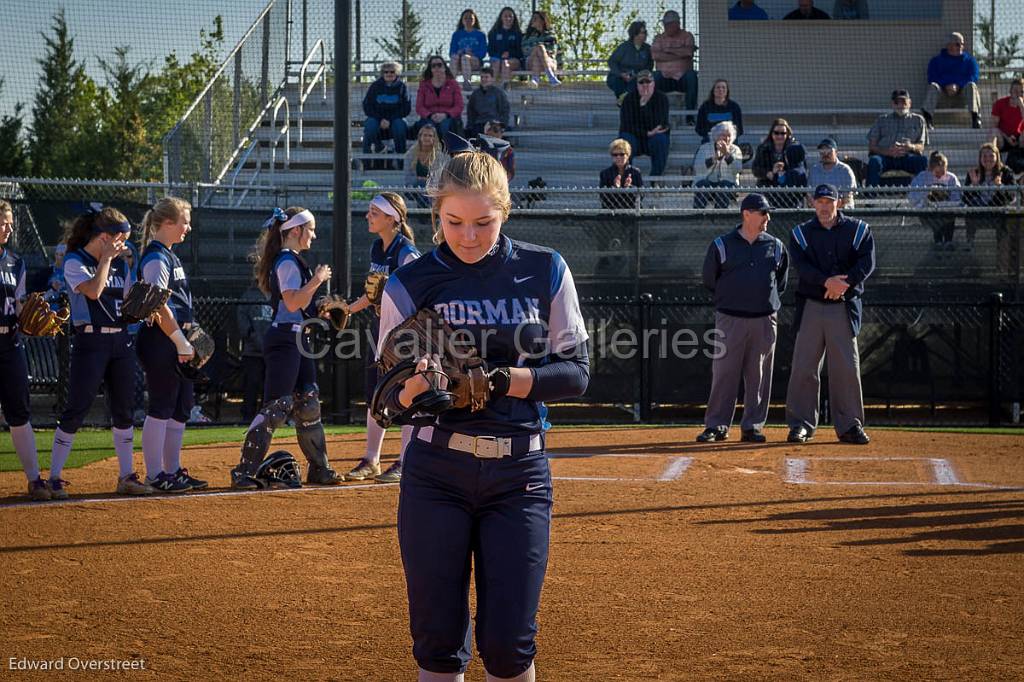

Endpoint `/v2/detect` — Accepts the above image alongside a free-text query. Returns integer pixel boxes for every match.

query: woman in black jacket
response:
[751,118,807,207]
[600,138,643,209]
[362,61,412,158]
[618,71,670,177]
[963,142,1018,254]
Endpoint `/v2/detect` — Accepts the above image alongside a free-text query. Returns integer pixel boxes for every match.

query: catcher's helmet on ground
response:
[254,450,303,489]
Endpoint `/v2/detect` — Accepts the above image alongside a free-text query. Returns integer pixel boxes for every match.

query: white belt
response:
[417,425,543,459]
[77,325,124,334]
[272,323,302,332]
[0,326,10,334]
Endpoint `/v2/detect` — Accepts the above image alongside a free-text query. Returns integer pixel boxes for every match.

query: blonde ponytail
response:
[141,197,191,249]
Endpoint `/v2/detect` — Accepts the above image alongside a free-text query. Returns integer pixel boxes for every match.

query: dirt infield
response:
[1,427,1022,681]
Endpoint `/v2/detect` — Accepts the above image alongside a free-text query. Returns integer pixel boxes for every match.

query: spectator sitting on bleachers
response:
[415,56,463,139]
[866,89,929,188]
[922,32,981,130]
[606,21,653,104]
[44,242,67,304]
[483,121,516,180]
[693,121,743,209]
[696,79,743,143]
[618,70,671,177]
[362,61,411,164]
[784,1,830,20]
[832,0,868,19]
[808,138,857,208]
[752,118,807,207]
[600,138,643,210]
[728,0,769,20]
[910,151,962,249]
[404,124,449,207]
[990,78,1024,173]
[466,67,510,137]
[488,7,524,91]
[651,10,698,125]
[963,142,1017,249]
[450,9,488,90]
[522,11,561,88]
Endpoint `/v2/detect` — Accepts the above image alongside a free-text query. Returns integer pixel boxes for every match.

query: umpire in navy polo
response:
[785,184,876,444]
[698,193,788,443]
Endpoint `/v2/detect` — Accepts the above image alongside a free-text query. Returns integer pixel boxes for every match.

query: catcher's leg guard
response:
[232,395,294,487]
[293,389,342,485]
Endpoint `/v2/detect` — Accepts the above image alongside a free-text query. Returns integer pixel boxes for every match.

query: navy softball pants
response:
[0,338,31,427]
[262,326,318,400]
[136,325,194,422]
[58,330,137,433]
[398,429,552,678]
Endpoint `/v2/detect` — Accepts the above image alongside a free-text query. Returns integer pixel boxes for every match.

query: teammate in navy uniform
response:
[0,200,50,500]
[48,206,152,498]
[231,207,344,488]
[137,197,208,493]
[343,192,420,484]
[378,152,590,681]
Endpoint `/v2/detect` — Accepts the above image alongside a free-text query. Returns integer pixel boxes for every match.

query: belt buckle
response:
[472,435,501,459]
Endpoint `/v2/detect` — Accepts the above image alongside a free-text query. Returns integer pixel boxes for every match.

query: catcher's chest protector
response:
[64,249,132,326]
[140,241,193,325]
[0,248,24,328]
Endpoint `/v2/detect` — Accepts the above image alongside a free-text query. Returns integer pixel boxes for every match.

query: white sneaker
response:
[344,459,382,481]
[116,472,155,496]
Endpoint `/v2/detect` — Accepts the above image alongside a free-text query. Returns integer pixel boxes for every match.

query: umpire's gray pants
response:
[704,312,777,431]
[785,300,865,436]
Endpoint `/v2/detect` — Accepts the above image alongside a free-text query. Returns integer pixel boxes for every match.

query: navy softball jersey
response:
[59,249,137,433]
[378,234,589,678]
[0,247,31,427]
[264,249,318,399]
[366,234,420,399]
[137,241,194,422]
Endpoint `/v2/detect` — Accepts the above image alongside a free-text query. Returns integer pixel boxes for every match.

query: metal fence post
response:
[988,291,1004,426]
[233,51,243,151]
[202,91,213,183]
[261,10,272,106]
[639,292,653,422]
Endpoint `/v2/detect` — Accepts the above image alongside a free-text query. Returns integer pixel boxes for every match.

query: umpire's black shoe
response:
[307,466,344,485]
[839,425,871,445]
[696,427,729,443]
[787,426,812,443]
[230,467,262,490]
[741,429,767,443]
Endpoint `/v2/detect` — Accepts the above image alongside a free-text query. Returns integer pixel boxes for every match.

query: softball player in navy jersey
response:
[378,152,590,681]
[343,192,420,484]
[230,206,344,488]
[0,200,50,500]
[137,197,207,493]
[48,207,151,498]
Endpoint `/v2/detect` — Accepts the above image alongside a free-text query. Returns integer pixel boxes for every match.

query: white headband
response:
[370,195,400,221]
[281,209,314,231]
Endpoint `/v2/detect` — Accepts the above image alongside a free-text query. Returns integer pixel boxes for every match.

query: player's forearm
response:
[283,278,321,312]
[526,350,590,402]
[156,303,181,337]
[348,294,371,314]
[77,259,112,300]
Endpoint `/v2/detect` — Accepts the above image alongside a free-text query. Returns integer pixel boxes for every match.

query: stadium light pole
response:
[333,0,353,421]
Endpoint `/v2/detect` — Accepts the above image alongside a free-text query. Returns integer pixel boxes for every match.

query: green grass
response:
[2,423,1019,473]
[0,425,365,472]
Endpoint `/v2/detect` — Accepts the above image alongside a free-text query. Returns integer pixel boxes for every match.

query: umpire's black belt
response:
[417,425,543,459]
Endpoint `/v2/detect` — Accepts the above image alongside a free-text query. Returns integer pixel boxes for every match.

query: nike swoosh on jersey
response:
[525,482,545,492]
[513,276,534,284]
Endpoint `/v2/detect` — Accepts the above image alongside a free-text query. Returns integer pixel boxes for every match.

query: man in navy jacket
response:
[362,61,412,157]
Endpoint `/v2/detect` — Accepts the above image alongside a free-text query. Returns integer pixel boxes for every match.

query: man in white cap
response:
[922,31,981,129]
[651,10,698,124]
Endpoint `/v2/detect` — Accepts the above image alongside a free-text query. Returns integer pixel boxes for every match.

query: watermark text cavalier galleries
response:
[296,317,726,362]
[7,657,146,672]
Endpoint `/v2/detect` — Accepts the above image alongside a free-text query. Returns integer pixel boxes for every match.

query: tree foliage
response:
[0,79,31,177]
[975,14,1023,77]
[539,0,639,66]
[372,0,427,71]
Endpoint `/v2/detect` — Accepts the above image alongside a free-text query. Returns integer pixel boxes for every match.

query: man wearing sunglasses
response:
[922,32,981,129]
[618,70,671,177]
[362,61,411,164]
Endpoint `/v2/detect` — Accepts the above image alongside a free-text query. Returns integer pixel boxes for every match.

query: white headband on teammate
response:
[370,194,400,221]
[281,209,314,231]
